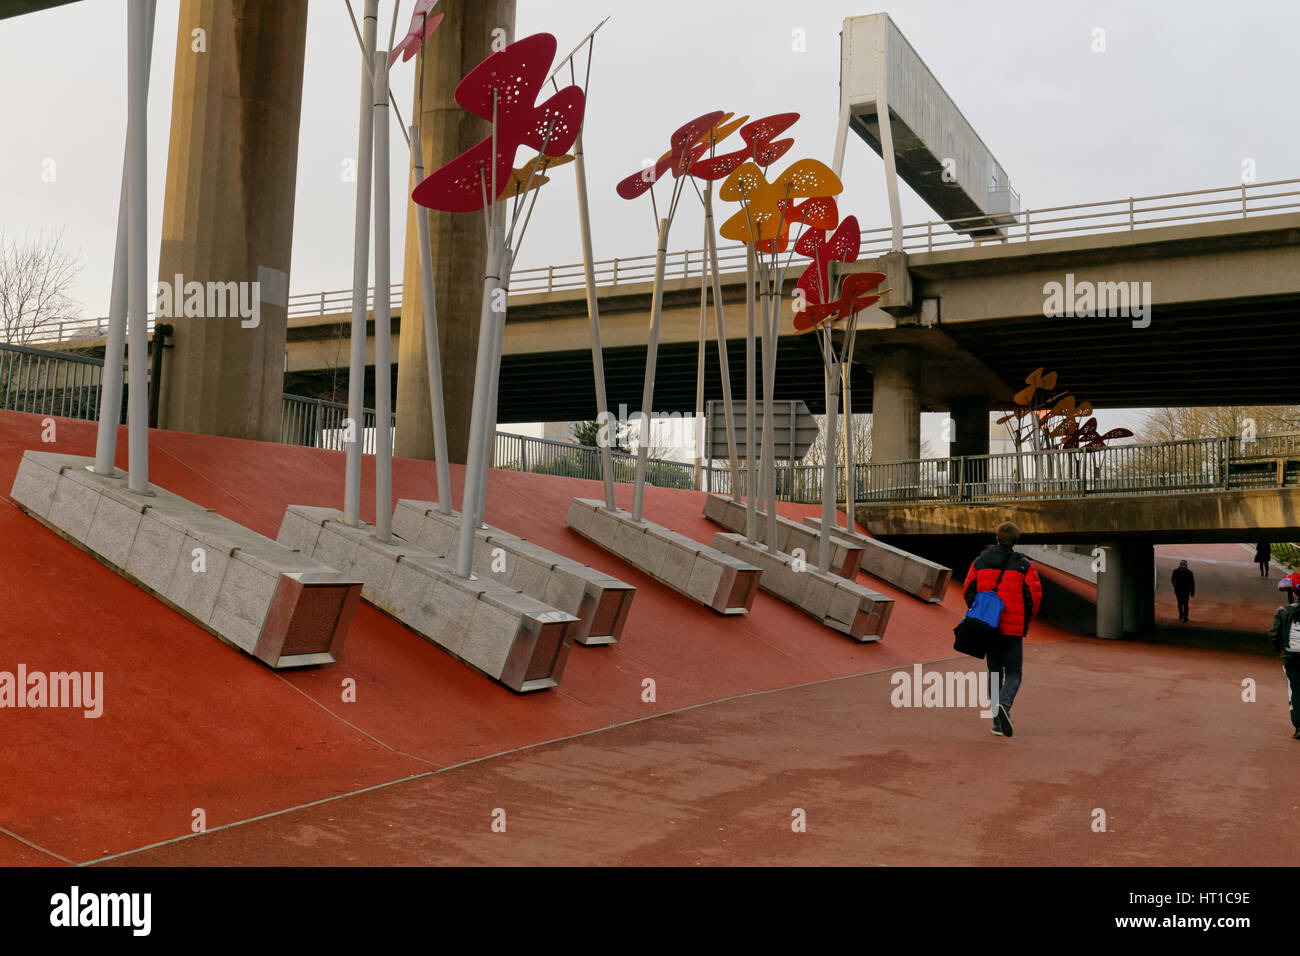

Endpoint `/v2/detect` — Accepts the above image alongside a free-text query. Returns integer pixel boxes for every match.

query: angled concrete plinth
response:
[566,498,761,615]
[9,451,360,668]
[391,500,635,646]
[278,505,578,692]
[702,493,864,579]
[801,516,952,603]
[711,532,893,642]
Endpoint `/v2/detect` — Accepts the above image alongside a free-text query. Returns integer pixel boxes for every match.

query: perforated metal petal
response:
[454,33,556,123]
[390,10,444,65]
[412,135,496,212]
[785,195,839,231]
[775,159,842,199]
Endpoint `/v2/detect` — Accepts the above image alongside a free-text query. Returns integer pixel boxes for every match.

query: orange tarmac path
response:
[0,411,1294,866]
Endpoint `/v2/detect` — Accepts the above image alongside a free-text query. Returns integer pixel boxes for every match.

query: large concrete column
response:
[949,395,990,458]
[156,1,308,442]
[395,0,516,463]
[1122,539,1155,634]
[1096,542,1124,639]
[870,345,921,462]
[948,394,989,494]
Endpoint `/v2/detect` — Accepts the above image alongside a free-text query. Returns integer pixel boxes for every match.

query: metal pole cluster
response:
[94,0,156,479]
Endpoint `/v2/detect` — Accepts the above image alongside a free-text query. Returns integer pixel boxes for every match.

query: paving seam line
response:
[79,640,1075,866]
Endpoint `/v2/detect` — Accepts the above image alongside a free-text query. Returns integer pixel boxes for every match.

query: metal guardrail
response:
[854,433,1300,504]
[280,393,392,454]
[0,342,123,422]
[277,176,1300,317]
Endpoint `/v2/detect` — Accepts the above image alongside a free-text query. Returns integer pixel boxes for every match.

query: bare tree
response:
[804,412,874,466]
[0,230,81,345]
[1134,405,1300,443]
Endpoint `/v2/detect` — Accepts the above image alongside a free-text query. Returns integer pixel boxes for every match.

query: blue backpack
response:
[968,567,1008,628]
[953,566,1008,658]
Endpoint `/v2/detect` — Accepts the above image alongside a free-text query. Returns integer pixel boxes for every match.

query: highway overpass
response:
[27,179,1300,457]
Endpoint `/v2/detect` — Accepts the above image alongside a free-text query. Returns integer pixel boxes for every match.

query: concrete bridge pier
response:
[1125,539,1156,633]
[869,345,921,463]
[1097,539,1155,638]
[1096,543,1124,639]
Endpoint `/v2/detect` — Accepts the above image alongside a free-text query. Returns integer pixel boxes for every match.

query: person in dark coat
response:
[1256,542,1271,577]
[1171,559,1195,623]
[963,521,1043,738]
[1266,594,1300,739]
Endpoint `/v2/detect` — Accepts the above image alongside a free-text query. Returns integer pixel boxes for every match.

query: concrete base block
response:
[10,451,360,668]
[392,500,635,646]
[711,533,893,641]
[801,516,952,603]
[567,498,760,615]
[702,494,864,579]
[279,505,578,692]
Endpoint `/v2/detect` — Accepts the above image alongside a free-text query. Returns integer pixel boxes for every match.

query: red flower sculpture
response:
[389,0,444,65]
[615,111,727,200]
[794,271,888,334]
[795,212,859,306]
[1060,418,1134,449]
[412,33,586,213]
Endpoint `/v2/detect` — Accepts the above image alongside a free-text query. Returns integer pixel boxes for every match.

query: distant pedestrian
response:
[962,521,1042,738]
[1171,559,1195,623]
[1266,594,1300,739]
[1256,542,1272,577]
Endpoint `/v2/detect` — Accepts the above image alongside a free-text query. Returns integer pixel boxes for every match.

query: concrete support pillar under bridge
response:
[869,344,921,464]
[156,0,309,442]
[1097,540,1155,638]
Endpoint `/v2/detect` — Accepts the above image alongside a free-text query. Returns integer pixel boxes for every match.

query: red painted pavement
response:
[0,411,1288,866]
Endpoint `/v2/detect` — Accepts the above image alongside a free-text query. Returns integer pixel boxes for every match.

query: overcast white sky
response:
[2,0,1298,443]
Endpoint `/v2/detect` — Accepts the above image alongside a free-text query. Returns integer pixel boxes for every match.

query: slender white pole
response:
[631,216,671,523]
[703,185,741,497]
[344,0,378,527]
[842,370,854,531]
[372,51,393,542]
[409,124,452,515]
[743,244,757,542]
[94,0,155,477]
[573,131,617,510]
[760,260,779,552]
[474,250,512,529]
[456,227,505,577]
[693,220,707,491]
[125,0,149,494]
[819,349,840,574]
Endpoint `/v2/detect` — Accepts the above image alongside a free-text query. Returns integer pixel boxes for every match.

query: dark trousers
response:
[1284,655,1300,730]
[1175,591,1191,621]
[987,635,1024,712]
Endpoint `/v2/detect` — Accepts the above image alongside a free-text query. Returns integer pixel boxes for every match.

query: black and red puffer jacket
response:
[963,544,1043,637]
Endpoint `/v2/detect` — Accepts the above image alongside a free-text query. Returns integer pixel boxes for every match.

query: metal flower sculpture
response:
[713,137,847,558]
[412,32,587,577]
[413,33,585,214]
[614,109,726,522]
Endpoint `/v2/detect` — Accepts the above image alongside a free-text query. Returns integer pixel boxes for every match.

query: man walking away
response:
[1266,594,1300,739]
[963,521,1043,739]
[1171,559,1195,623]
[1256,542,1271,577]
